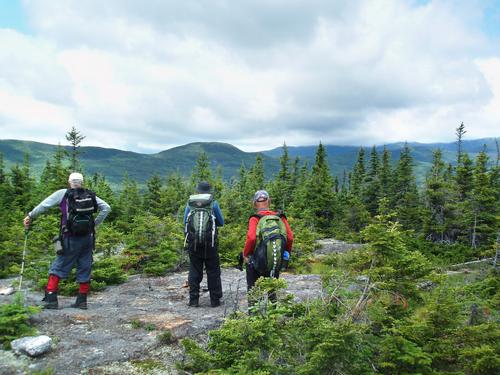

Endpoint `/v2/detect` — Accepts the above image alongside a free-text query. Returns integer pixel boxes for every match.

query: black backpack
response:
[64,188,98,236]
[184,194,216,253]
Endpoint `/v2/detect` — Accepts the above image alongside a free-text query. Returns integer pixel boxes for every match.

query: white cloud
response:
[0,0,497,152]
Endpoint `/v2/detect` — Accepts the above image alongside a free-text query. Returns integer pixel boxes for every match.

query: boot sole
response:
[43,305,59,310]
[70,305,88,309]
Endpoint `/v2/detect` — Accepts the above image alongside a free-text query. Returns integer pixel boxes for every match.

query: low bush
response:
[0,293,40,349]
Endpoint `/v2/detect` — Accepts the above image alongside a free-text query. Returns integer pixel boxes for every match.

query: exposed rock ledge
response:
[1,268,322,374]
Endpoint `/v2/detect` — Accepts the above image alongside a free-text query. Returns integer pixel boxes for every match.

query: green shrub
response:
[0,293,40,349]
[92,257,128,285]
[123,214,182,276]
[130,319,142,329]
[217,223,246,266]
[158,329,175,345]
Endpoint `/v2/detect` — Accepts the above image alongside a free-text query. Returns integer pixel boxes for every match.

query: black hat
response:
[196,181,211,194]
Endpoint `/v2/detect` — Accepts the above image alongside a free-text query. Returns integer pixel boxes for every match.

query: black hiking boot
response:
[210,298,221,308]
[42,291,58,309]
[188,297,199,307]
[70,293,88,309]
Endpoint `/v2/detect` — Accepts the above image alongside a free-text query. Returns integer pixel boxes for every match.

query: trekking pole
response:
[18,229,29,291]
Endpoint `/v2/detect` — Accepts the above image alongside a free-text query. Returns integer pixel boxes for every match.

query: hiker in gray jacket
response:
[23,172,111,309]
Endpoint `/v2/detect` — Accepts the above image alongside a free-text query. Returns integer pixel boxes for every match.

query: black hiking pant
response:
[246,262,280,307]
[188,246,222,303]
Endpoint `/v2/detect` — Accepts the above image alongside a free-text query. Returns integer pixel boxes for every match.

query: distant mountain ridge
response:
[264,138,498,182]
[0,138,497,187]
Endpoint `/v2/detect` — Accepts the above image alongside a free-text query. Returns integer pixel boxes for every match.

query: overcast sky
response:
[0,0,499,153]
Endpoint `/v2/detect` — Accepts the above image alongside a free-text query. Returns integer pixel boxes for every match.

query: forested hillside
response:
[0,126,498,374]
[1,137,497,187]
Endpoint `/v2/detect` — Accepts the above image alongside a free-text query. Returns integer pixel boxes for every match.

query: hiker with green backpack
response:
[23,172,111,310]
[183,181,224,307]
[243,190,294,304]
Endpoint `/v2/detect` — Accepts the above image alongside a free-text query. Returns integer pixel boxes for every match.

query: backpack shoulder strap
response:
[277,210,287,220]
[250,213,264,220]
[86,189,98,212]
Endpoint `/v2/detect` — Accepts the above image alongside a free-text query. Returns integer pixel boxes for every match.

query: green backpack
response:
[184,194,216,253]
[252,213,288,276]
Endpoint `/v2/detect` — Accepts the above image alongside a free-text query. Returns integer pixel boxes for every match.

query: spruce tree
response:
[248,153,265,193]
[456,152,474,201]
[65,126,85,172]
[455,122,466,165]
[289,156,301,199]
[212,165,224,200]
[271,143,292,210]
[39,144,71,194]
[363,146,381,215]
[423,149,448,241]
[341,169,348,195]
[392,143,420,230]
[144,174,163,216]
[289,161,310,218]
[304,143,335,233]
[160,172,189,218]
[379,146,393,200]
[10,154,35,212]
[116,174,142,230]
[0,152,12,210]
[350,147,366,196]
[470,150,497,248]
[191,152,212,188]
[86,172,117,222]
[0,153,5,184]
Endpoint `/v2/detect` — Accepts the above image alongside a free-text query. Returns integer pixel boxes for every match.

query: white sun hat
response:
[68,172,84,185]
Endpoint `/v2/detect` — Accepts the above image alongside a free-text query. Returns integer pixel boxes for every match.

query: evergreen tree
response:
[455,152,474,201]
[10,154,35,212]
[304,143,335,233]
[212,165,223,199]
[160,172,189,219]
[87,173,117,220]
[455,122,466,165]
[448,152,474,243]
[144,174,163,216]
[237,163,248,196]
[350,147,366,196]
[289,156,301,198]
[470,150,497,248]
[423,149,449,242]
[289,161,310,219]
[340,193,371,237]
[0,153,5,184]
[248,153,265,193]
[39,144,71,194]
[65,126,85,172]
[363,146,381,215]
[190,152,212,188]
[341,169,348,195]
[392,143,420,230]
[379,146,393,200]
[116,174,142,231]
[333,176,339,194]
[270,143,292,211]
[0,153,13,210]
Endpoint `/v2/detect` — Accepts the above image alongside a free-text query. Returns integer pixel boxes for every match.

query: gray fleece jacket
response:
[29,189,111,227]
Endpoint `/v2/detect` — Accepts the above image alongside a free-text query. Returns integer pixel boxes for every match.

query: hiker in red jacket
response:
[242,190,293,303]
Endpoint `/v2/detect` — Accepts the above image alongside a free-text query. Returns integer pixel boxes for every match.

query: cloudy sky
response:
[0,0,499,152]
